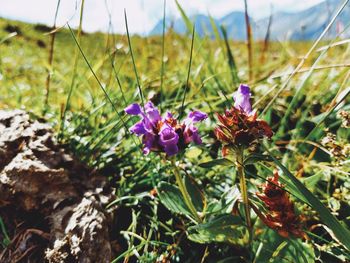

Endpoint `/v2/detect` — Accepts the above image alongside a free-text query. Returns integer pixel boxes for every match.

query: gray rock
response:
[0,110,115,263]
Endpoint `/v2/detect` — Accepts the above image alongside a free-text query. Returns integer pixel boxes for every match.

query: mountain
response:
[149,0,350,40]
[219,11,248,40]
[150,14,221,38]
[255,0,350,40]
[150,12,246,40]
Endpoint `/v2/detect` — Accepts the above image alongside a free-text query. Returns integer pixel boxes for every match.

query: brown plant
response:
[214,107,273,156]
[256,171,306,239]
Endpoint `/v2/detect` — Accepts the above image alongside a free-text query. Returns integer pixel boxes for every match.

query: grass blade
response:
[159,0,166,110]
[59,0,85,139]
[124,9,144,107]
[174,0,195,36]
[244,0,253,81]
[220,25,239,86]
[179,26,195,119]
[44,0,61,110]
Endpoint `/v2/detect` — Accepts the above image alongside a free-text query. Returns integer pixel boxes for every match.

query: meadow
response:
[0,4,350,262]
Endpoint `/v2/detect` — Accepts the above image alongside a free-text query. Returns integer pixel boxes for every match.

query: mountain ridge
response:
[150,0,350,40]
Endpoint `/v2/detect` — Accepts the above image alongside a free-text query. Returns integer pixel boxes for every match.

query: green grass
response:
[0,12,350,262]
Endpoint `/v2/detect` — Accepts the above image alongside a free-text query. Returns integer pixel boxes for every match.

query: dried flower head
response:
[256,171,306,239]
[338,110,350,128]
[321,132,349,159]
[125,101,207,156]
[214,84,273,156]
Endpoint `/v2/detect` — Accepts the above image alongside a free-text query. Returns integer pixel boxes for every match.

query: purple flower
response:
[233,84,252,114]
[124,101,207,156]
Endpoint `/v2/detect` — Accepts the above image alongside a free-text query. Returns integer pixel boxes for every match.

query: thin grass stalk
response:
[59,0,85,139]
[44,0,61,111]
[244,0,253,81]
[103,0,127,107]
[260,5,273,64]
[159,0,166,110]
[236,148,252,242]
[124,9,144,108]
[179,26,195,119]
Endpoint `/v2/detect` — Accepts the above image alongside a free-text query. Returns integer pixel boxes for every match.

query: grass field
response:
[0,5,350,262]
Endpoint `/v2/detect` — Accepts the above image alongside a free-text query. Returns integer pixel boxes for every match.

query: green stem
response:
[171,159,202,223]
[236,148,252,240]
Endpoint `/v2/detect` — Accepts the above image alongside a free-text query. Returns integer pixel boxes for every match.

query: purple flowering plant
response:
[213,84,273,242]
[125,100,207,222]
[125,101,207,157]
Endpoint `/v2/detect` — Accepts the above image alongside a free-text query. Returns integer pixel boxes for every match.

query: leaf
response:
[220,25,239,85]
[253,229,314,263]
[199,158,234,168]
[174,0,195,36]
[157,182,192,217]
[185,147,202,159]
[300,171,323,190]
[206,186,240,215]
[265,147,350,250]
[184,175,206,212]
[244,153,273,165]
[188,214,248,245]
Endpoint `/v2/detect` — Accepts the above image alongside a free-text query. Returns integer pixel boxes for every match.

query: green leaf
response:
[157,182,192,217]
[184,175,206,212]
[206,186,240,215]
[199,158,234,168]
[174,0,196,36]
[253,229,315,263]
[220,25,239,85]
[244,153,273,165]
[300,170,323,190]
[188,214,248,245]
[265,147,350,250]
[185,147,202,159]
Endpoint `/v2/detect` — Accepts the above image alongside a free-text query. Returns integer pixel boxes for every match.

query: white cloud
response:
[0,0,325,34]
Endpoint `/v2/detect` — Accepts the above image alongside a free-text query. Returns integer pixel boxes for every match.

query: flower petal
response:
[188,111,208,123]
[159,125,179,146]
[145,101,161,124]
[130,121,146,136]
[125,103,142,115]
[142,133,157,154]
[164,144,179,156]
[233,84,252,114]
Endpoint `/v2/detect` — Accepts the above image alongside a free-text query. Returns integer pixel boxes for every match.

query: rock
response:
[0,110,115,262]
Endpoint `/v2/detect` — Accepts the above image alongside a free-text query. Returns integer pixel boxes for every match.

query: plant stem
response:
[236,148,252,240]
[171,159,201,223]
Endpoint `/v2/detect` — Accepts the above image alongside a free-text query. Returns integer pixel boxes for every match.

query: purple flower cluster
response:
[125,101,207,156]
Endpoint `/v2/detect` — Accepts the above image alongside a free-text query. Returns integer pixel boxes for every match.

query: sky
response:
[0,0,325,34]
